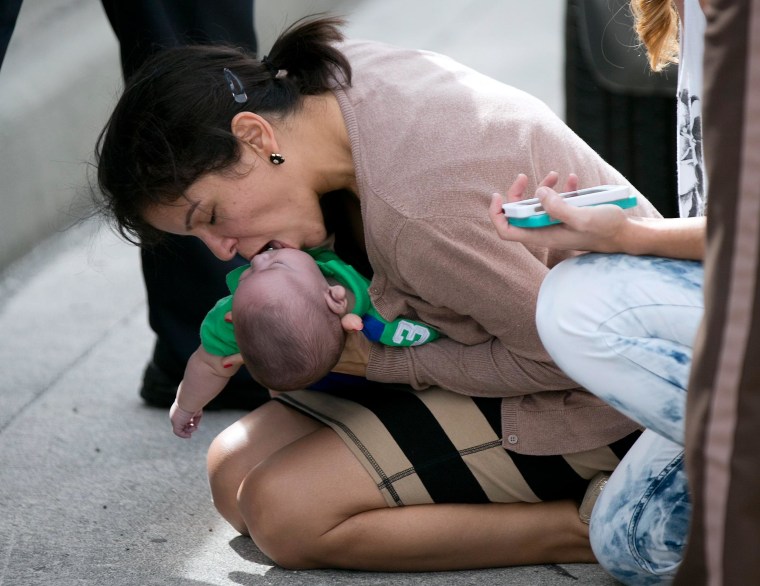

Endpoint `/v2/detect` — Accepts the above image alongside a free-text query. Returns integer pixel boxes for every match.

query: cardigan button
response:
[507,434,518,445]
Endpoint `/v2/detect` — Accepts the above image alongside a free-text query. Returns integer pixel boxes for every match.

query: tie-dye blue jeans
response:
[536,253,704,585]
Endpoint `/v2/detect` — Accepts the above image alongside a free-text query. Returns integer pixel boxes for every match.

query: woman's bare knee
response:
[237,428,385,569]
[236,460,313,567]
[206,401,325,535]
[207,423,254,534]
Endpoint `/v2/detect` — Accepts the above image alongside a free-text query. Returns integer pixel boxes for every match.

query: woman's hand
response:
[340,313,364,333]
[489,172,632,253]
[332,331,371,377]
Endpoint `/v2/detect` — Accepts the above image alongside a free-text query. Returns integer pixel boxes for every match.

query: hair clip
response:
[223,68,248,104]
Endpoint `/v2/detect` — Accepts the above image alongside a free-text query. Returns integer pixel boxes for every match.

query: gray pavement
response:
[0,1,621,584]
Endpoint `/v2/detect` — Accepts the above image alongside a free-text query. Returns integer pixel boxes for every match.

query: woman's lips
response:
[248,240,292,260]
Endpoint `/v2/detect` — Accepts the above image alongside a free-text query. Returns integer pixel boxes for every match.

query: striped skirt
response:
[274,385,640,508]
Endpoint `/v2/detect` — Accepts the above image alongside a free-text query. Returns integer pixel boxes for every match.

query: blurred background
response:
[0,0,562,273]
[0,0,675,270]
[0,0,677,276]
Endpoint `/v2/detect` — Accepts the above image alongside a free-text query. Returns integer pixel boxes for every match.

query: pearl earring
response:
[269,153,285,165]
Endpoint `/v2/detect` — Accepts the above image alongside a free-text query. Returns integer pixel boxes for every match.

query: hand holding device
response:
[502,185,636,228]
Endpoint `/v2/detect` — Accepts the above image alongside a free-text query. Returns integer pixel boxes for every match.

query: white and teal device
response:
[502,185,637,228]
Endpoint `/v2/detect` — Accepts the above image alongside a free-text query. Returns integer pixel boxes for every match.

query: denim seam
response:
[626,452,686,574]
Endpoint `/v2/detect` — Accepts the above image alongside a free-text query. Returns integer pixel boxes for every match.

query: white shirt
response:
[676,0,707,217]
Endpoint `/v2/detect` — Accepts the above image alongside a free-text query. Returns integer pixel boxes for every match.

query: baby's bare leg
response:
[236,426,593,571]
[207,400,323,534]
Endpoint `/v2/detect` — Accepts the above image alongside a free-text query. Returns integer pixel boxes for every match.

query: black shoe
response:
[139,360,181,408]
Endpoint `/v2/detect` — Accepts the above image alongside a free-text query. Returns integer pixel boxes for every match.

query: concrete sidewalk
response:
[0,1,621,584]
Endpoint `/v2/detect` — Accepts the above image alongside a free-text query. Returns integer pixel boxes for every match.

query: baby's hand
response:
[170,401,203,439]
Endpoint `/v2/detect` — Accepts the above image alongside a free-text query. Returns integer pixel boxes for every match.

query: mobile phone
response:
[502,185,637,228]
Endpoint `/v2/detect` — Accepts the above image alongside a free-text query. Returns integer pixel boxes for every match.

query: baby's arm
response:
[171,346,243,438]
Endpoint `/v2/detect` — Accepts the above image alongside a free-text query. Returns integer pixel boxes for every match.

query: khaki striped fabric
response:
[275,387,632,508]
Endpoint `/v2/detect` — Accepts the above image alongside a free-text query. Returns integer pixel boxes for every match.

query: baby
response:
[170,248,439,438]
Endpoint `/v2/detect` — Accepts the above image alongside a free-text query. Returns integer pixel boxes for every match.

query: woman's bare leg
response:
[237,426,593,571]
[207,400,324,534]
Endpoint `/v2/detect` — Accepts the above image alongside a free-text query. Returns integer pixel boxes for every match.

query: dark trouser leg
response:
[675,0,760,583]
[100,0,257,79]
[0,0,23,71]
[100,0,268,408]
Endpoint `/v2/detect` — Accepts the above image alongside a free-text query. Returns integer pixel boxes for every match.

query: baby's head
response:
[231,248,349,391]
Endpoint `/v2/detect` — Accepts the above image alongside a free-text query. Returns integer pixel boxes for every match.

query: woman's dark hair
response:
[94,15,352,245]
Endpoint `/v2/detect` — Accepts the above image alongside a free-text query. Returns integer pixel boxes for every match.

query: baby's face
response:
[233,248,327,311]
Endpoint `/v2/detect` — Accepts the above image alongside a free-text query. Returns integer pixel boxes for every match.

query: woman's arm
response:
[489,179,705,261]
[365,217,582,397]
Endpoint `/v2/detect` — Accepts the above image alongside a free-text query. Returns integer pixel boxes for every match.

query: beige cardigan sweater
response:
[333,40,661,455]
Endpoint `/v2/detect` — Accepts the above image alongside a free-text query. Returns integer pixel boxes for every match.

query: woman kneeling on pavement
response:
[95,16,661,573]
